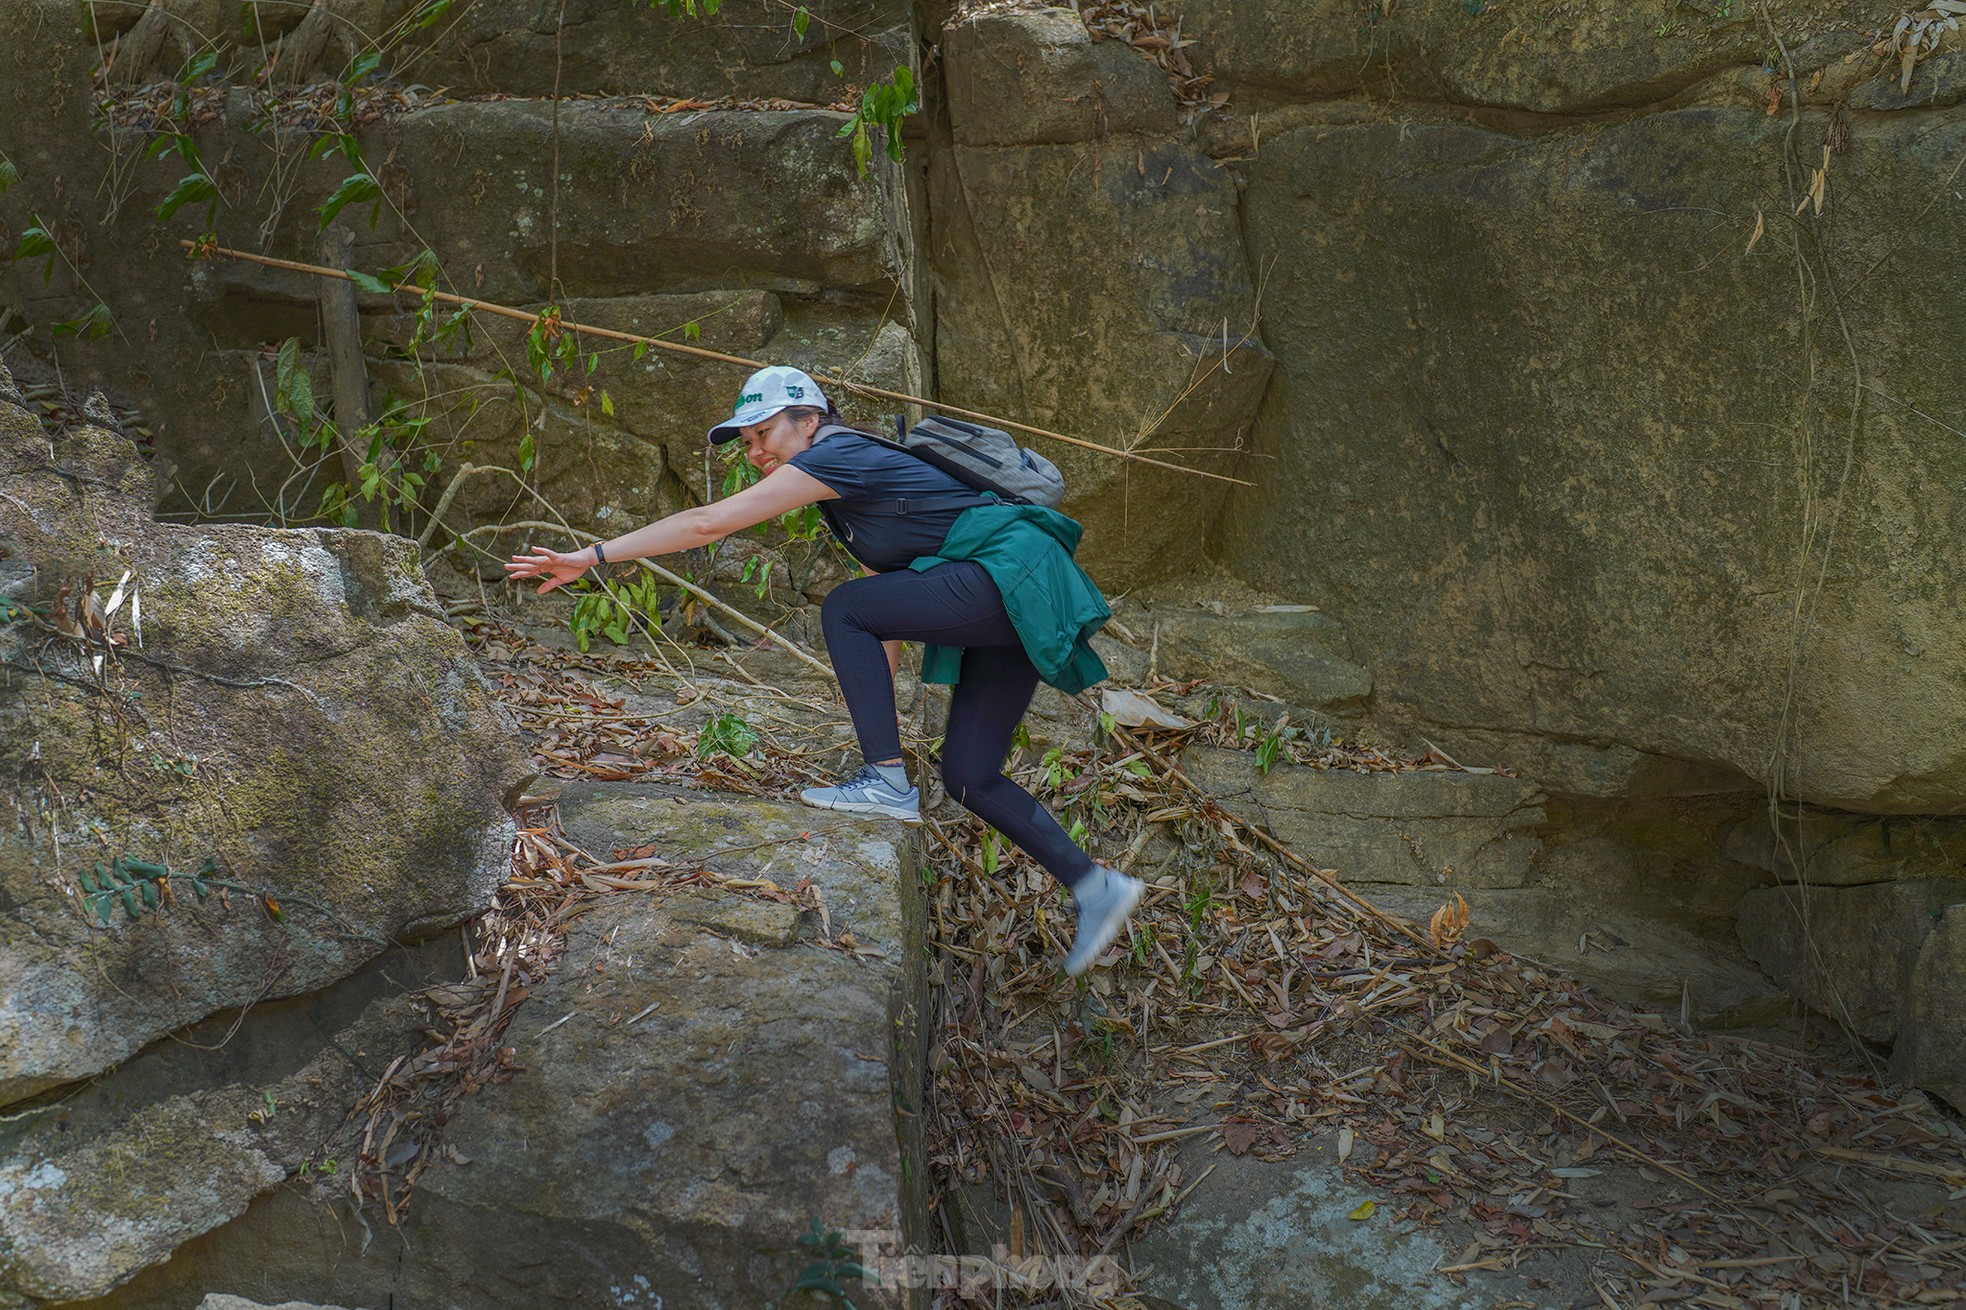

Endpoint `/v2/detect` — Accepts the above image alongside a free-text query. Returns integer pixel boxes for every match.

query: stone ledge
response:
[1180,746,1545,889]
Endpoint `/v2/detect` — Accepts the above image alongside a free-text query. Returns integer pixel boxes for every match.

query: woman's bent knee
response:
[821,579,870,635]
[942,757,997,801]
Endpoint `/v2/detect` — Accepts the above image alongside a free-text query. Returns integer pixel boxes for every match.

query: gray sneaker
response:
[799,765,921,822]
[1064,864,1144,977]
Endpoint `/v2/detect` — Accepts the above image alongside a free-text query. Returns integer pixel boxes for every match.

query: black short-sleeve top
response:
[788,429,978,572]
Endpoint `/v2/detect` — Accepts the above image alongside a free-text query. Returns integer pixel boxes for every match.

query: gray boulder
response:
[56,783,931,1310]
[1736,878,1966,1044]
[0,396,528,1108]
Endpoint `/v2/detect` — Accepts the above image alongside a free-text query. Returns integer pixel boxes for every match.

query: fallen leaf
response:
[1221,1120,1262,1155]
[1101,687,1194,731]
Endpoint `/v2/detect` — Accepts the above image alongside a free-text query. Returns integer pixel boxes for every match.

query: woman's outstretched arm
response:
[506,465,837,593]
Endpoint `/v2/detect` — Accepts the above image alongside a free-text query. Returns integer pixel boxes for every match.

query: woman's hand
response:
[504,544,593,594]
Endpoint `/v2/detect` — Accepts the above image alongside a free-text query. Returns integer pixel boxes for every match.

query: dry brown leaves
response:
[636,93,856,115]
[361,616,1964,1306]
[1079,1,1224,111]
[916,694,1966,1308]
[345,808,569,1222]
[10,382,153,450]
[96,80,415,135]
[463,617,831,792]
[1873,3,1966,93]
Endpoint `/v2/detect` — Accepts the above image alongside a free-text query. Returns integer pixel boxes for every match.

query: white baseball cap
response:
[706,365,829,445]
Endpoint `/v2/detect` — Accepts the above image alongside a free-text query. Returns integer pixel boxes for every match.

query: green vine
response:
[79,854,219,923]
[77,853,383,941]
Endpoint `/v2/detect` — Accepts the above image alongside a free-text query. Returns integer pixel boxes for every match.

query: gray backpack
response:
[812,416,1066,512]
[887,414,1066,508]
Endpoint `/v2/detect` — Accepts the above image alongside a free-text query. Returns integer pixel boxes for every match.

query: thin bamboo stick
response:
[180,241,1253,487]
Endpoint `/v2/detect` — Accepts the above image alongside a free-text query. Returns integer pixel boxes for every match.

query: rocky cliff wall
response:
[4,0,1964,1099]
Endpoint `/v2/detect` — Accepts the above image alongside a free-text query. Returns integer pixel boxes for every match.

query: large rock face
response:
[0,941,448,1306]
[0,395,528,1110]
[0,8,924,572]
[929,7,1273,582]
[1196,15,1966,813]
[1737,878,1966,1044]
[397,0,913,103]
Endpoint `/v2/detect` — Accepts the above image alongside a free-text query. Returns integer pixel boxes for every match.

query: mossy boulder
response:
[0,396,528,1109]
[55,782,931,1310]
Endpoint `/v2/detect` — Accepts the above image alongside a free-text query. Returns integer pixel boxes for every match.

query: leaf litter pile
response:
[909,712,1966,1308]
[350,610,1963,1307]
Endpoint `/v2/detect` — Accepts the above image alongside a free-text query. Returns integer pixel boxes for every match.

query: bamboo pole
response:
[180,241,1253,488]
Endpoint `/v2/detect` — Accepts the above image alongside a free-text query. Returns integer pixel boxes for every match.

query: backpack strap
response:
[850,491,1000,515]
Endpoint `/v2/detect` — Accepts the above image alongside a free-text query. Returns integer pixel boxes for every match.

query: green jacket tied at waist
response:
[908,503,1110,695]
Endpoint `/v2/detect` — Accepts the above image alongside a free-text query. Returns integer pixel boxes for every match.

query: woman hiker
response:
[505,365,1144,977]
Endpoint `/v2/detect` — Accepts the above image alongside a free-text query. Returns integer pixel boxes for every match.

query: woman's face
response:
[737,410,820,475]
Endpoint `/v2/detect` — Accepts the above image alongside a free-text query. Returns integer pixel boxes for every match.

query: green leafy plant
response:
[1180,878,1219,993]
[1257,724,1299,775]
[787,1217,873,1307]
[76,853,380,941]
[313,132,385,230]
[697,711,759,760]
[11,224,57,283]
[145,52,227,229]
[409,0,459,26]
[52,303,116,341]
[0,597,45,626]
[837,65,918,176]
[568,572,666,651]
[738,554,775,599]
[1185,880,1216,932]
[1039,747,1077,792]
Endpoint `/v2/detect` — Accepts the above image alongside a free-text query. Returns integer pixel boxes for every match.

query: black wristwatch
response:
[592,542,609,566]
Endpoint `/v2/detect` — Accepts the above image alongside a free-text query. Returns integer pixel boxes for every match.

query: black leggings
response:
[820,562,1093,891]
